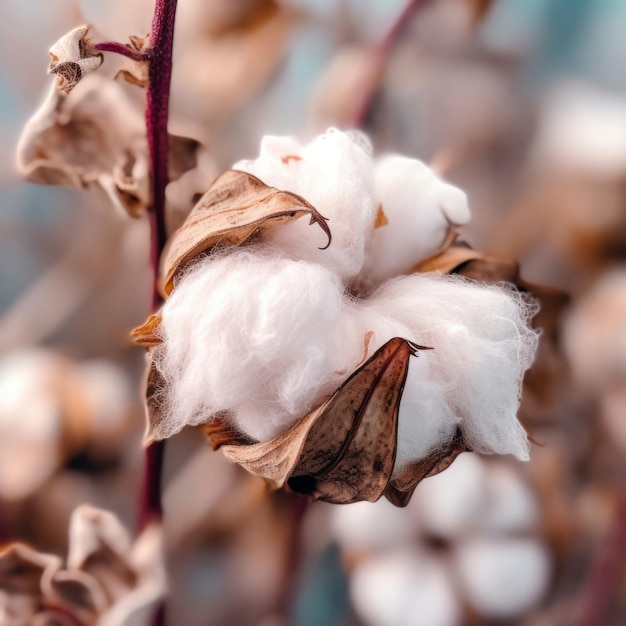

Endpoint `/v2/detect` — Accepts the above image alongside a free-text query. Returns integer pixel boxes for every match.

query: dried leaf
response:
[202,415,255,450]
[384,432,466,506]
[289,338,423,504]
[0,544,61,596]
[0,507,164,625]
[415,244,519,283]
[217,410,320,489]
[17,76,203,219]
[210,338,424,504]
[131,315,163,348]
[162,169,332,293]
[115,35,150,88]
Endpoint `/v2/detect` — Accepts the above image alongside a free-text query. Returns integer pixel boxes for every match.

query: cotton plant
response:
[12,3,546,624]
[134,127,539,505]
[331,453,552,626]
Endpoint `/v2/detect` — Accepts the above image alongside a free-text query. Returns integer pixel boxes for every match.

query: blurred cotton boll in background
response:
[333,453,552,626]
[0,349,136,501]
[564,268,626,454]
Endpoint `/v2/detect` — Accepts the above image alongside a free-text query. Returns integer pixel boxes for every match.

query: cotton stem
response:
[94,41,147,62]
[351,0,425,128]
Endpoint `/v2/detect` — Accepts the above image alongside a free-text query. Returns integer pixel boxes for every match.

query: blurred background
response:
[1,0,625,624]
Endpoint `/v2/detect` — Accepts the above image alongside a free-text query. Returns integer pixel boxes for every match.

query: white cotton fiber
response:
[454,538,551,619]
[360,155,471,286]
[364,273,538,461]
[351,549,460,626]
[152,246,367,442]
[233,128,376,279]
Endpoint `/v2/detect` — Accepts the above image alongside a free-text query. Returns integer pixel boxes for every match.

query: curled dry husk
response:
[17,74,203,219]
[0,506,164,626]
[134,169,469,506]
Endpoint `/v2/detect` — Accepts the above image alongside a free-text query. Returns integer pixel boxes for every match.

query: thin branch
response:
[138,0,177,536]
[145,0,177,312]
[94,41,147,62]
[576,487,626,626]
[351,0,426,128]
[277,493,312,621]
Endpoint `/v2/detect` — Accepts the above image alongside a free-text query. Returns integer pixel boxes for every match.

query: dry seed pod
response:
[48,25,103,93]
[162,169,331,293]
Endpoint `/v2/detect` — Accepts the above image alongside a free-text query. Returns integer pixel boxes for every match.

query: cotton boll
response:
[361,155,471,286]
[0,350,64,500]
[153,247,367,442]
[331,499,419,552]
[563,269,626,392]
[454,538,551,619]
[412,453,488,540]
[233,128,376,279]
[482,464,541,534]
[234,134,303,192]
[350,549,460,626]
[367,273,537,460]
[73,361,134,459]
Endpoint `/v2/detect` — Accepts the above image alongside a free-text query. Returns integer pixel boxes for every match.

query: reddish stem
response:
[576,488,626,626]
[138,0,178,538]
[146,0,177,312]
[278,494,312,620]
[94,41,147,62]
[351,0,425,128]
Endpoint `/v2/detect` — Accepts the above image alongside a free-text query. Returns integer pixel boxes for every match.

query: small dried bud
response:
[48,26,103,93]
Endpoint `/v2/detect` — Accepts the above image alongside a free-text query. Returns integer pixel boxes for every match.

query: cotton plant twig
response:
[576,487,626,626]
[351,0,426,128]
[136,0,178,554]
[94,41,148,62]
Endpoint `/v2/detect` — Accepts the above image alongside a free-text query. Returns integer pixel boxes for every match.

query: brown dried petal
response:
[211,338,424,504]
[384,431,467,507]
[17,77,202,219]
[0,544,61,597]
[289,338,424,504]
[414,244,517,280]
[131,315,163,348]
[162,169,332,294]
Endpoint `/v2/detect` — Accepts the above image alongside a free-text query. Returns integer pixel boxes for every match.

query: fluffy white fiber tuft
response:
[233,128,376,279]
[154,246,536,464]
[365,273,538,462]
[361,155,471,286]
[152,246,367,442]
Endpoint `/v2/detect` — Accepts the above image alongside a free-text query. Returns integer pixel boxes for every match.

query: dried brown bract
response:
[17,75,203,219]
[0,506,165,626]
[48,26,103,93]
[162,169,331,293]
